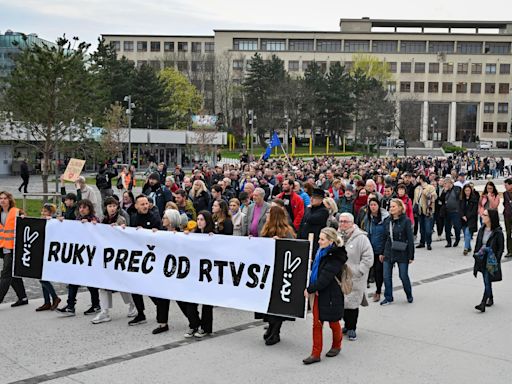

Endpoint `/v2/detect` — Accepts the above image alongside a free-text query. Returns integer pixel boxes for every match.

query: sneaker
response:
[184,328,197,338]
[57,306,76,317]
[92,311,112,324]
[380,298,393,306]
[128,314,146,326]
[407,296,414,303]
[84,306,101,316]
[347,330,357,341]
[505,253,512,258]
[127,304,137,318]
[194,329,210,338]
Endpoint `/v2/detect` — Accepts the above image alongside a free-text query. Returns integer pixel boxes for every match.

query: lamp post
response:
[284,113,291,151]
[248,110,254,155]
[430,116,438,143]
[124,95,135,165]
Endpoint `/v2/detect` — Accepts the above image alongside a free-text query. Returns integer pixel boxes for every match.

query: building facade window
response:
[497,122,508,133]
[428,41,454,53]
[177,61,189,71]
[500,64,510,74]
[471,63,482,74]
[191,61,203,72]
[401,62,411,73]
[486,42,511,54]
[164,42,174,52]
[233,39,257,51]
[123,41,134,52]
[204,42,214,52]
[111,41,121,51]
[485,83,496,93]
[429,63,439,73]
[315,39,341,52]
[499,83,510,94]
[136,60,147,68]
[415,62,425,73]
[137,41,148,52]
[388,62,397,73]
[149,60,161,70]
[150,41,161,52]
[471,83,481,94]
[302,61,311,71]
[372,40,398,53]
[400,41,426,53]
[288,60,299,71]
[289,39,315,51]
[457,41,482,54]
[456,82,467,93]
[457,63,468,74]
[400,82,411,92]
[443,63,453,74]
[178,42,188,52]
[442,82,453,93]
[163,61,174,68]
[484,103,494,113]
[232,60,243,70]
[483,122,494,132]
[498,103,509,113]
[344,40,370,52]
[414,82,424,93]
[261,39,286,51]
[428,82,439,93]
[192,42,202,53]
[485,64,497,74]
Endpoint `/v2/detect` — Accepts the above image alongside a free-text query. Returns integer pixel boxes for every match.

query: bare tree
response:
[100,102,127,159]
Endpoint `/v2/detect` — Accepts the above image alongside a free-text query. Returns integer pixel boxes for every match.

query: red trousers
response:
[311,296,342,358]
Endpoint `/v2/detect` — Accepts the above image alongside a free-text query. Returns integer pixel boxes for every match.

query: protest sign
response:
[14,218,310,318]
[62,158,85,182]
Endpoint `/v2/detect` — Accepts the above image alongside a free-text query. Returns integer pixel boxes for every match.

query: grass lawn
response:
[15,198,48,217]
[220,146,362,159]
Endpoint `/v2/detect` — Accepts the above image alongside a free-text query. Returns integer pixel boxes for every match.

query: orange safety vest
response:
[0,207,18,250]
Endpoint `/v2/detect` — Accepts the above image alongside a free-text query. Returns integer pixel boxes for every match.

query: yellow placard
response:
[62,158,86,182]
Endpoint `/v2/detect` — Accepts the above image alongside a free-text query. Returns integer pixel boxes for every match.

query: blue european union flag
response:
[270,132,281,148]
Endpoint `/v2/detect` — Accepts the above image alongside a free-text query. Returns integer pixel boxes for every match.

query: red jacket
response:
[277,191,305,231]
[399,194,415,226]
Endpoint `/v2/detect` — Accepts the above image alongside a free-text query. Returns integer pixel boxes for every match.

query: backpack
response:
[96,172,109,190]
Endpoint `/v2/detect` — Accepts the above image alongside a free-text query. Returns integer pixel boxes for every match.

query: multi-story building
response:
[104,18,512,148]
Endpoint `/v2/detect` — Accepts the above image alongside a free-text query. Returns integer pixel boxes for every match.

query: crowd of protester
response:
[0,152,510,364]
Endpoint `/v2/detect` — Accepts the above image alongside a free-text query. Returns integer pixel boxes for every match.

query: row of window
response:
[483,103,509,114]
[397,81,510,94]
[399,62,509,74]
[483,122,509,133]
[135,60,214,72]
[111,40,214,53]
[232,38,512,54]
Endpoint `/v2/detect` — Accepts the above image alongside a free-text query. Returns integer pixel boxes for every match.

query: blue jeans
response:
[483,270,493,298]
[383,261,412,301]
[445,211,462,245]
[463,226,473,250]
[419,215,433,246]
[40,280,57,305]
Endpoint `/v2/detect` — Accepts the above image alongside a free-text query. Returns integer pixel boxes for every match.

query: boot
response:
[265,321,281,346]
[486,295,494,307]
[263,323,273,340]
[475,295,487,312]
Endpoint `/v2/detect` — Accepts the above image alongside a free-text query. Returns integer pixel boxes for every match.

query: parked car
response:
[478,141,492,150]
[395,139,405,148]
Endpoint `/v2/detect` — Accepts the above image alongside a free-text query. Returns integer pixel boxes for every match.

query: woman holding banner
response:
[258,206,296,346]
[212,200,234,236]
[303,227,347,365]
[179,211,217,338]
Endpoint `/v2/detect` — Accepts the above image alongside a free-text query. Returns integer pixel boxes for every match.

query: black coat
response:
[460,191,479,233]
[473,226,504,282]
[383,214,415,263]
[307,246,348,322]
[192,191,210,213]
[299,205,329,255]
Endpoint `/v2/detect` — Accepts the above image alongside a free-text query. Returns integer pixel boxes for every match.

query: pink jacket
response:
[478,194,500,216]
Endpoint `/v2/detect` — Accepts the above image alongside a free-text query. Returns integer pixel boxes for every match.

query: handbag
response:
[335,264,353,295]
[389,222,408,251]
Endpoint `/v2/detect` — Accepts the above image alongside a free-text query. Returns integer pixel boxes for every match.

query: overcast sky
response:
[1,0,510,48]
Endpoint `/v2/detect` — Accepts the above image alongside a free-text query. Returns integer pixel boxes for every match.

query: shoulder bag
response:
[389,221,408,251]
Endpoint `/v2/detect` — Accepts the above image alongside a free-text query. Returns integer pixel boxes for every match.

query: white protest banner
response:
[14,218,310,318]
[62,158,86,182]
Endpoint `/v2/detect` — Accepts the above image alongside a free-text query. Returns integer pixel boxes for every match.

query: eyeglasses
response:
[339,220,352,224]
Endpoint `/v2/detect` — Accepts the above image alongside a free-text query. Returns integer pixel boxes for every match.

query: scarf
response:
[310,244,333,285]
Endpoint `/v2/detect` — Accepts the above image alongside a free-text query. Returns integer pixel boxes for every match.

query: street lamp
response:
[248,110,255,155]
[124,95,135,165]
[284,113,291,151]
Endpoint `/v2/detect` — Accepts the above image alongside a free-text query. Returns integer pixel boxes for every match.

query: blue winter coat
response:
[363,208,390,256]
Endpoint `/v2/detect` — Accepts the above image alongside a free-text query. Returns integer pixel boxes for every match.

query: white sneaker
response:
[184,328,196,338]
[194,329,210,338]
[92,311,111,324]
[127,304,137,318]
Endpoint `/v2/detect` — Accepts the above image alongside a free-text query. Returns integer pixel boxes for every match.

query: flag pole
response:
[280,142,293,168]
